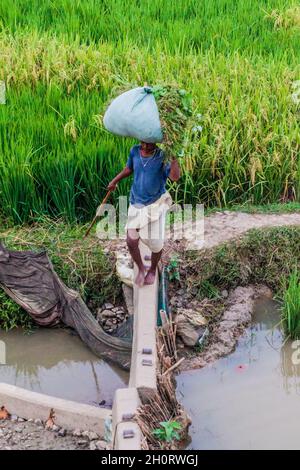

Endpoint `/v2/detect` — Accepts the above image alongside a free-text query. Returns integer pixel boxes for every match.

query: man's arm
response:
[168,157,180,182]
[107,166,132,190]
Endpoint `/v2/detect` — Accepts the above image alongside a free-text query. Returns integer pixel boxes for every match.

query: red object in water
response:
[235,364,248,372]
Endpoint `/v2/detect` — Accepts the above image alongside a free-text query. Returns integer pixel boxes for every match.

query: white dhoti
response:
[126,192,172,253]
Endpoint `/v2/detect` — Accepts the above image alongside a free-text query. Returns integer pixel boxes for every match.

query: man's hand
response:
[107,166,132,191]
[169,157,180,182]
[107,181,118,191]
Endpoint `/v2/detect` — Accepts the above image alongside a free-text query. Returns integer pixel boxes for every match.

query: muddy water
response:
[0,327,128,406]
[177,297,300,450]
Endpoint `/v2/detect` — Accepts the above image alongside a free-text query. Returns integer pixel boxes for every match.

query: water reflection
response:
[0,327,128,405]
[176,296,300,450]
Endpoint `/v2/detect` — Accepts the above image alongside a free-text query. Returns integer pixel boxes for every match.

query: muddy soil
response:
[179,284,273,371]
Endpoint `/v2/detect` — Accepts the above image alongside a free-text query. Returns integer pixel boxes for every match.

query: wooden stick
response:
[84,190,112,238]
[162,357,185,376]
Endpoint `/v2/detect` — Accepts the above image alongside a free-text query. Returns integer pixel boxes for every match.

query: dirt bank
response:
[179,284,273,371]
[184,210,300,250]
[0,414,109,450]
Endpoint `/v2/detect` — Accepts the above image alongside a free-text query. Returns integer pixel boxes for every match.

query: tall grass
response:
[0,1,300,224]
[282,268,300,339]
[0,0,299,59]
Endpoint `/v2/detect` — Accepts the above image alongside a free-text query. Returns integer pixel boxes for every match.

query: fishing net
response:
[0,243,132,370]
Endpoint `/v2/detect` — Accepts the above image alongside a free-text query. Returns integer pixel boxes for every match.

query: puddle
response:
[0,327,128,406]
[177,296,300,450]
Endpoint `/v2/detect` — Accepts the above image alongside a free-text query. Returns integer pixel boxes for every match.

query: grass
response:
[0,219,122,330]
[205,201,300,215]
[0,0,299,58]
[282,268,300,339]
[182,226,300,299]
[0,1,299,223]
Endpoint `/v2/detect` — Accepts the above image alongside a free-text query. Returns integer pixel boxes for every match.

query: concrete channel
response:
[112,241,158,450]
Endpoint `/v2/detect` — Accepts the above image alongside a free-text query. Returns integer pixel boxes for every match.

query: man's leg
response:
[144,249,163,285]
[126,228,145,287]
[143,212,165,285]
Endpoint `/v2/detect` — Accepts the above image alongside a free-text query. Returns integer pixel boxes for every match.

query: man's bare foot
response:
[144,269,156,285]
[135,269,145,287]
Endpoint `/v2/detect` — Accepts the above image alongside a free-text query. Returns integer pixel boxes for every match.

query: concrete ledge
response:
[114,422,142,450]
[129,242,158,402]
[112,388,141,450]
[112,387,141,432]
[0,382,111,436]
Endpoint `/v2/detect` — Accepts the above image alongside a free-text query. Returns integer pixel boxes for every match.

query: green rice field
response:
[0,0,300,224]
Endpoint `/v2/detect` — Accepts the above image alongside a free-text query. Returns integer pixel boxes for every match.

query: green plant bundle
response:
[151,85,198,164]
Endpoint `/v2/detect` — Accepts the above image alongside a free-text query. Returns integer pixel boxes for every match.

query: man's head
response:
[140,141,157,153]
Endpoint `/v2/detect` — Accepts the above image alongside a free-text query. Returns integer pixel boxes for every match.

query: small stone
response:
[221,289,229,298]
[58,428,66,437]
[101,310,115,318]
[11,415,18,422]
[4,446,11,450]
[176,338,185,349]
[103,303,114,310]
[89,441,97,450]
[34,419,43,426]
[51,424,60,432]
[28,418,33,423]
[82,430,99,441]
[15,427,23,433]
[94,440,107,450]
[17,417,25,422]
[77,439,88,446]
[73,429,82,437]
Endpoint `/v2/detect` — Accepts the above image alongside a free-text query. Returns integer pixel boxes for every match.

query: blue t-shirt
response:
[126,144,171,206]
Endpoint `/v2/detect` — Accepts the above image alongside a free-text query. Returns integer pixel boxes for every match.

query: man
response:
[107,141,180,286]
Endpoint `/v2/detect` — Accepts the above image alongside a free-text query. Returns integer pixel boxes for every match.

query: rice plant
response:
[282,268,300,339]
[0,1,299,224]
